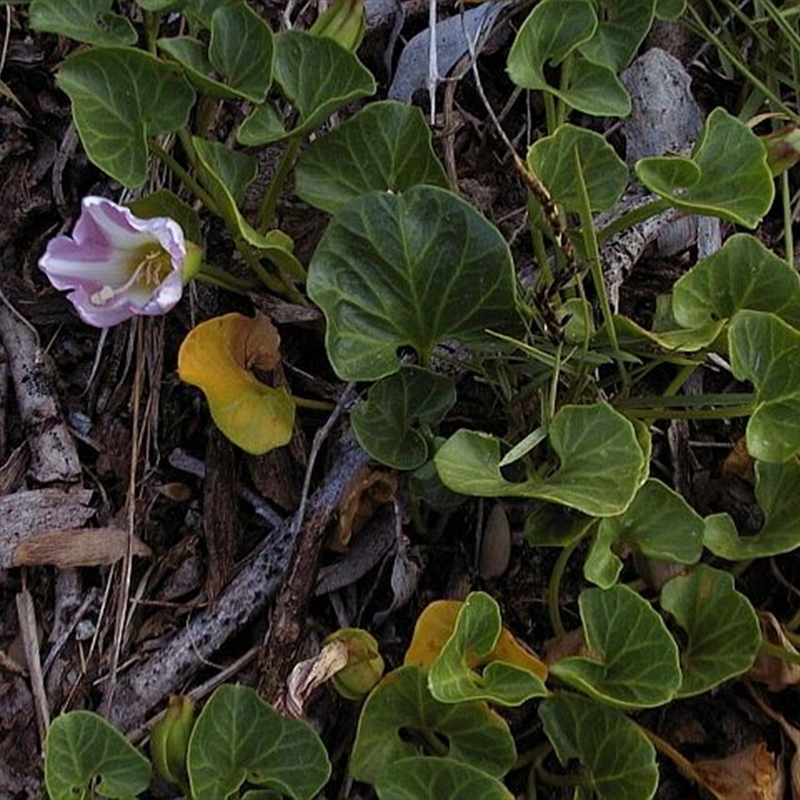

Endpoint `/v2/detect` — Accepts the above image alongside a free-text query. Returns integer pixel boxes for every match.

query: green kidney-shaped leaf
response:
[704,457,800,558]
[30,0,137,45]
[192,138,258,205]
[295,100,449,214]
[159,2,273,102]
[45,711,151,800]
[187,684,330,800]
[586,479,705,588]
[307,185,520,381]
[239,29,375,144]
[636,107,775,227]
[507,0,630,116]
[524,501,596,546]
[578,0,656,71]
[207,1,273,102]
[539,693,658,800]
[192,137,304,278]
[350,665,516,787]
[673,234,800,331]
[660,564,760,697]
[57,47,195,188]
[428,592,548,706]
[551,584,682,708]
[435,404,645,517]
[375,757,514,800]
[729,310,800,462]
[527,124,628,213]
[351,366,456,470]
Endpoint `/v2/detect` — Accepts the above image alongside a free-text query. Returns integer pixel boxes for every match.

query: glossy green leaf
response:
[237,103,286,146]
[673,234,800,331]
[192,138,257,205]
[539,693,658,800]
[656,0,686,19]
[586,479,704,588]
[239,29,375,144]
[137,0,181,9]
[524,501,596,546]
[192,137,304,277]
[159,2,273,101]
[551,585,682,708]
[375,757,513,800]
[435,404,644,517]
[636,108,775,227]
[729,310,800,462]
[351,366,455,470]
[57,47,195,188]
[350,665,516,787]
[428,592,548,706]
[207,2,273,102]
[704,458,800,558]
[578,0,656,71]
[30,0,137,45]
[507,0,631,116]
[660,565,761,697]
[603,313,725,355]
[45,711,151,800]
[295,101,449,214]
[187,684,330,800]
[307,185,519,381]
[527,124,628,213]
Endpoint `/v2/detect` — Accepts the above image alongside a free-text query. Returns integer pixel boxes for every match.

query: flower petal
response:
[38,196,189,327]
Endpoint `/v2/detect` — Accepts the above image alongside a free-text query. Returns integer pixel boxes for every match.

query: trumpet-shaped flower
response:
[39,196,195,327]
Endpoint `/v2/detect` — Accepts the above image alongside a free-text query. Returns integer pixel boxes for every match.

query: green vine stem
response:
[547,538,581,637]
[572,146,627,384]
[638,725,706,789]
[257,136,302,233]
[596,197,672,245]
[195,263,258,293]
[759,639,800,668]
[148,139,219,215]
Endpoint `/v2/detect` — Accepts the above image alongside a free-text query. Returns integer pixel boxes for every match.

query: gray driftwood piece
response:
[0,306,81,484]
[0,488,94,568]
[106,436,370,731]
[388,1,509,102]
[599,48,719,309]
[621,47,714,258]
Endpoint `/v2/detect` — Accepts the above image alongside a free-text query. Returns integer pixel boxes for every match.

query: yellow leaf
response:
[178,313,295,455]
[404,598,548,680]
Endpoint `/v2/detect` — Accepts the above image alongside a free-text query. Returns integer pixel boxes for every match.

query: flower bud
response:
[150,695,195,794]
[762,125,800,177]
[311,0,365,53]
[323,628,384,699]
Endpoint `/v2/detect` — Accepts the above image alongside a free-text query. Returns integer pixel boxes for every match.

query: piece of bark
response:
[0,306,80,484]
[13,527,151,568]
[203,429,240,599]
[105,430,369,731]
[258,429,370,702]
[0,488,94,568]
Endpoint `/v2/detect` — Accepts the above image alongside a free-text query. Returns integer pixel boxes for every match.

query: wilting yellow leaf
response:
[404,599,548,680]
[178,313,295,455]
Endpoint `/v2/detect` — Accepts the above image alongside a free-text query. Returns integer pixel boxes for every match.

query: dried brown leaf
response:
[694,742,784,800]
[12,528,151,568]
[330,467,397,552]
[749,612,800,691]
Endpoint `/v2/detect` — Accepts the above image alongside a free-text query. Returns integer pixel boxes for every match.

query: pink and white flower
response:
[39,196,191,327]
